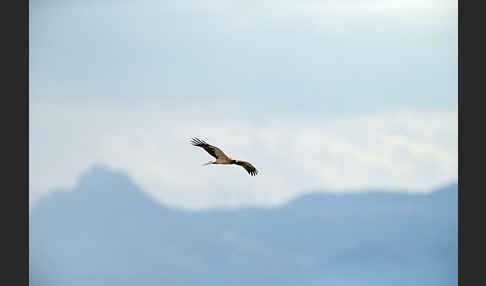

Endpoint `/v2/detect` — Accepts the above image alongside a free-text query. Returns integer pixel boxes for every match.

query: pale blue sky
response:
[30,0,458,209]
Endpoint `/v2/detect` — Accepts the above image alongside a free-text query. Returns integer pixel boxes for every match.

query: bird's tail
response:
[203,161,213,166]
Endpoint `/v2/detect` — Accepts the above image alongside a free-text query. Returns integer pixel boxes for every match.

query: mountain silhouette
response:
[30,165,457,286]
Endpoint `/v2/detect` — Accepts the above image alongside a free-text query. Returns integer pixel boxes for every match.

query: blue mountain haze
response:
[30,166,457,286]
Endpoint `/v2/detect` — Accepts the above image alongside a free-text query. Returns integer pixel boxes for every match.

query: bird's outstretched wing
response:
[235,160,258,176]
[190,137,230,160]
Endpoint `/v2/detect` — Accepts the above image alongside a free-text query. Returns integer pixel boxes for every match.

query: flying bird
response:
[190,137,258,176]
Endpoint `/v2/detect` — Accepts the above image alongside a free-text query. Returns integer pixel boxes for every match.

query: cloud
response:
[194,0,457,17]
[29,0,457,210]
[32,0,457,35]
[30,101,457,210]
[188,0,457,32]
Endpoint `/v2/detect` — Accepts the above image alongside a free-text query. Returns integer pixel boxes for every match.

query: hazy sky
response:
[30,0,457,210]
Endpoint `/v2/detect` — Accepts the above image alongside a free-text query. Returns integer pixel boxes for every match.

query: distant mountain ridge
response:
[30,165,458,286]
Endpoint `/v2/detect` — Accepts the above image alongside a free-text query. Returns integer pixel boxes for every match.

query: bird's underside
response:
[190,137,258,176]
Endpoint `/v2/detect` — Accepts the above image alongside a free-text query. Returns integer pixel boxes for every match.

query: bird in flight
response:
[190,137,258,176]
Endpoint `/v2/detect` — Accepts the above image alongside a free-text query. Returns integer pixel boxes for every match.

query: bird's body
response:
[215,158,234,164]
[190,137,258,176]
